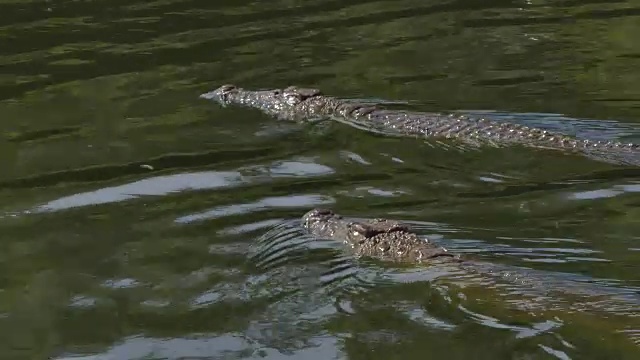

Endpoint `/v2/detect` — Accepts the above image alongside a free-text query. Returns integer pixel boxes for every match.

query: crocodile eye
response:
[218,84,236,93]
[283,86,322,104]
[350,222,380,238]
[350,223,369,237]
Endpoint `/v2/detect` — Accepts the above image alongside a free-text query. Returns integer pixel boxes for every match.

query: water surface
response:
[1,0,640,359]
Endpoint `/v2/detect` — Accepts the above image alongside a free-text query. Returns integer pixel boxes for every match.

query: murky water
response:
[1,0,640,358]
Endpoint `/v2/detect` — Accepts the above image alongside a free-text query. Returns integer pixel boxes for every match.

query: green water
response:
[1,0,640,358]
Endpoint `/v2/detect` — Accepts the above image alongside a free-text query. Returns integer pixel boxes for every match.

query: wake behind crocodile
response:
[201,84,640,166]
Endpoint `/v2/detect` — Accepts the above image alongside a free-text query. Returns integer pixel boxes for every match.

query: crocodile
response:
[300,208,640,302]
[300,208,640,347]
[201,84,640,166]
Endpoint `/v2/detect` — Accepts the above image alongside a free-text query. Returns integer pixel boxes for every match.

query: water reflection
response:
[27,160,334,213]
[175,194,334,224]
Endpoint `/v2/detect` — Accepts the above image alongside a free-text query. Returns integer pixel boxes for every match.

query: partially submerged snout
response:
[199,84,240,103]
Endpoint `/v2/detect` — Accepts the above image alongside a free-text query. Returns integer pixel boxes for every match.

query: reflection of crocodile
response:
[201,84,640,165]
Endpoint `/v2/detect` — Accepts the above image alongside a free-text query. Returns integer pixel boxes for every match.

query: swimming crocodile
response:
[201,84,640,166]
[300,208,640,306]
[300,208,640,347]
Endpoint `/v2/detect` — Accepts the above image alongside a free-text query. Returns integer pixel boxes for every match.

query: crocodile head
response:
[200,84,326,119]
[302,208,408,240]
[302,208,459,263]
[201,84,378,120]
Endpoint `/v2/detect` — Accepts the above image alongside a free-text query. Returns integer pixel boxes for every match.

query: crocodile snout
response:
[199,84,238,102]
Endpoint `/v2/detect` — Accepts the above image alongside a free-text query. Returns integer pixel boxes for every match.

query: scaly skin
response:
[302,208,461,264]
[201,84,640,165]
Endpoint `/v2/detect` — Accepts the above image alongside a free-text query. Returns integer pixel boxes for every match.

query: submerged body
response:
[202,84,640,166]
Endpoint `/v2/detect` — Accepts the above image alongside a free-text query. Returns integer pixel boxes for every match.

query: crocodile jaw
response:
[200,84,290,111]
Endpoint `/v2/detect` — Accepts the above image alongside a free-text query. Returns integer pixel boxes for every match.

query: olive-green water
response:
[1,0,640,359]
